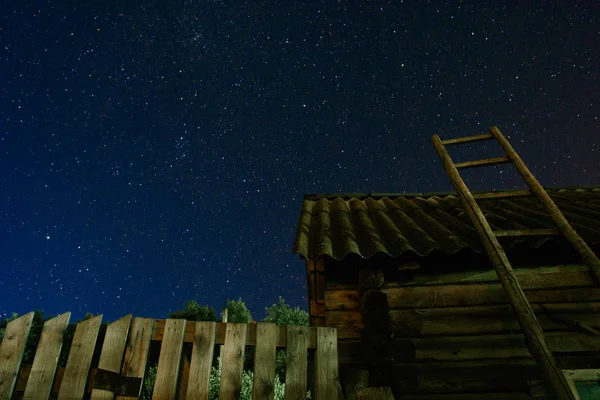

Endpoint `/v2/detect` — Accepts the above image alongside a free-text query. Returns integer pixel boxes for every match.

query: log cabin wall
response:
[293,188,600,398]
[322,254,600,399]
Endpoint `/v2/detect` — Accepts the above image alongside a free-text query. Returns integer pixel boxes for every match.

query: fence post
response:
[219,308,228,373]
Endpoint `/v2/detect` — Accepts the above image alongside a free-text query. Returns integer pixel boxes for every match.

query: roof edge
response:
[303,184,600,201]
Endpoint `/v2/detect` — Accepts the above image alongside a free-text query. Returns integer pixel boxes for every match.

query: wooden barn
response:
[293,186,600,399]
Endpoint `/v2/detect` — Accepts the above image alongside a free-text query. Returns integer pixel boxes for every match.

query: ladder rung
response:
[441,133,494,146]
[473,189,533,200]
[455,156,511,169]
[494,229,559,238]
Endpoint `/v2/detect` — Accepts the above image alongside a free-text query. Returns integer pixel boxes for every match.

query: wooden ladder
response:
[431,126,600,400]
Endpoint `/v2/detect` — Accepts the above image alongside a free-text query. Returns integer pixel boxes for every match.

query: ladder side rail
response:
[432,134,577,400]
[490,126,600,283]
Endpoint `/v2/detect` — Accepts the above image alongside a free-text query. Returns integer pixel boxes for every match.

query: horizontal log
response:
[393,357,600,395]
[391,302,600,337]
[152,321,318,348]
[402,332,600,361]
[385,285,600,309]
[339,331,600,364]
[394,359,540,393]
[326,268,595,311]
[325,311,363,340]
[326,264,590,290]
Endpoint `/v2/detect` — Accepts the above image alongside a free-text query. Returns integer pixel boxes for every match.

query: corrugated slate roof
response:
[293,187,600,261]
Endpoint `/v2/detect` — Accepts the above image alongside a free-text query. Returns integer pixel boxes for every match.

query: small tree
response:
[264,297,309,326]
[170,300,217,321]
[225,298,252,323]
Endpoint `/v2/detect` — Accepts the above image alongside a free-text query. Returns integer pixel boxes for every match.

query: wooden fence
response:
[0,312,340,399]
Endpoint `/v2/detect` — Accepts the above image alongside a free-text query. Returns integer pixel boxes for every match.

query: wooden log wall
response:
[325,263,600,399]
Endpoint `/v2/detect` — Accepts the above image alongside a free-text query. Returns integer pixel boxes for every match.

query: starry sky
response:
[1,1,598,322]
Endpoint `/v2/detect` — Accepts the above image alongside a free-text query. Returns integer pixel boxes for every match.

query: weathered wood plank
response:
[0,312,35,399]
[23,312,71,400]
[116,317,154,400]
[285,326,309,400]
[315,327,339,400]
[219,323,247,400]
[186,322,216,400]
[153,318,186,400]
[252,323,277,400]
[57,315,103,400]
[153,320,318,348]
[91,314,132,400]
[356,387,395,400]
[390,302,600,337]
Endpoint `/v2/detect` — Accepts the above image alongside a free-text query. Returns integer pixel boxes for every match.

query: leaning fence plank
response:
[186,322,216,400]
[91,314,132,400]
[252,323,277,400]
[153,318,187,400]
[315,327,339,400]
[57,315,103,400]
[23,312,71,400]
[285,326,309,400]
[219,323,248,400]
[0,312,35,398]
[116,317,155,400]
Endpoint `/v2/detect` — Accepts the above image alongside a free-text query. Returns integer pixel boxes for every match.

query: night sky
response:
[1,1,598,322]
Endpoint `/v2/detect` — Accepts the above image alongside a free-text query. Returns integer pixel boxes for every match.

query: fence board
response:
[315,327,339,400]
[0,312,35,399]
[285,326,309,400]
[57,315,103,400]
[153,318,187,400]
[113,317,155,400]
[219,323,248,400]
[186,322,216,400]
[252,323,277,400]
[91,314,132,400]
[23,312,71,400]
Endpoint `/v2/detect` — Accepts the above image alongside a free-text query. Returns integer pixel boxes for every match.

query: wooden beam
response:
[473,189,532,200]
[152,320,318,348]
[490,126,600,284]
[454,156,510,169]
[441,133,494,146]
[433,133,577,400]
